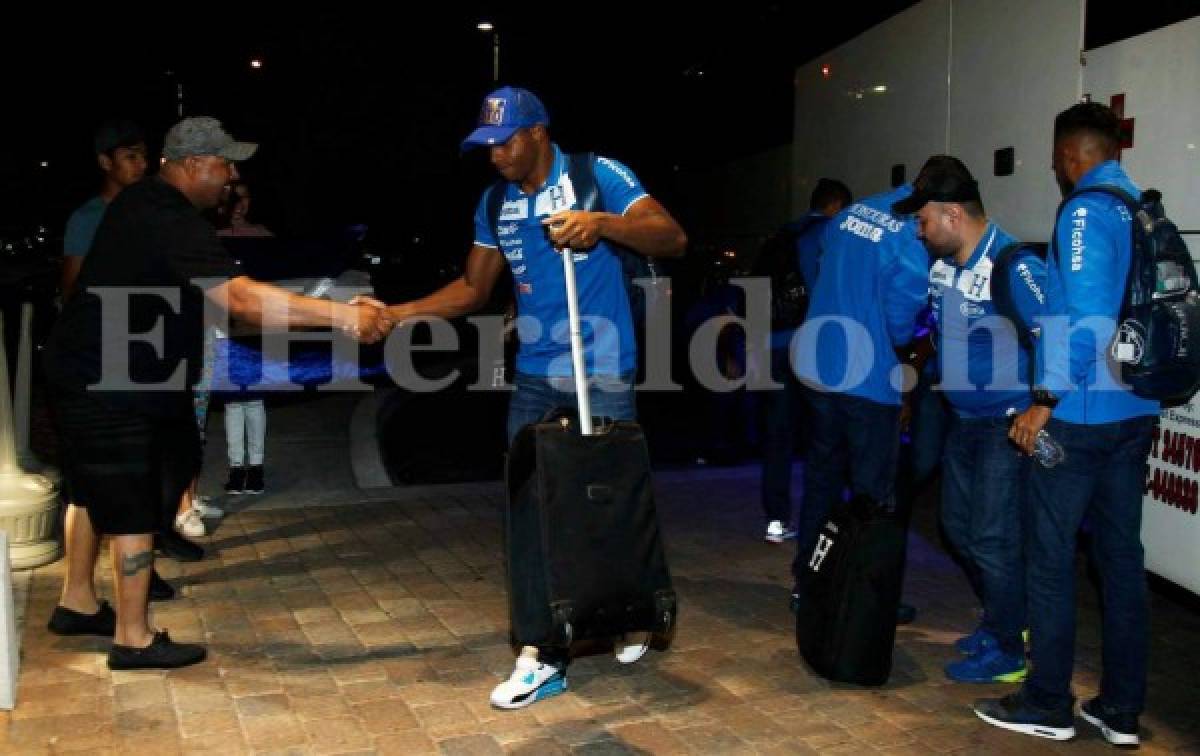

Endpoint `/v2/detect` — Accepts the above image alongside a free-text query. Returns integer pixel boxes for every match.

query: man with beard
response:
[893,157,1045,685]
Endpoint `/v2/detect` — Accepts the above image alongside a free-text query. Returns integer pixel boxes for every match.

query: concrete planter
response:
[0,473,61,570]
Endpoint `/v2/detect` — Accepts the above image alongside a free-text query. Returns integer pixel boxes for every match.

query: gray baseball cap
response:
[162,116,258,161]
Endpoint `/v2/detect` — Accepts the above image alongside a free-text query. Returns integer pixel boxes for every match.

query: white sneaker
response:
[174,507,207,539]
[765,520,797,543]
[190,496,223,518]
[614,632,651,664]
[489,656,566,709]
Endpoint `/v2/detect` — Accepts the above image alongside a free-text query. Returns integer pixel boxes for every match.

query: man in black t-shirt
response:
[44,116,392,670]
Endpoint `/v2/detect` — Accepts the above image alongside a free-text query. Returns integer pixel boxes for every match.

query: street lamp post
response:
[165,70,184,118]
[492,31,500,83]
[477,22,499,83]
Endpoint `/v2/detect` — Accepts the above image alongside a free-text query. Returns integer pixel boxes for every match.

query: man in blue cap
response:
[385,86,686,709]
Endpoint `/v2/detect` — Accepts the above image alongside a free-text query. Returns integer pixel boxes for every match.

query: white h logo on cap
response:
[482,98,506,126]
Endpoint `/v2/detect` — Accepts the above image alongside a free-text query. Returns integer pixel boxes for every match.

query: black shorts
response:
[50,390,200,536]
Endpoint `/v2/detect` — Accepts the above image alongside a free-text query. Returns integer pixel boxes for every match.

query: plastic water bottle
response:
[1031,429,1066,468]
[1006,408,1066,468]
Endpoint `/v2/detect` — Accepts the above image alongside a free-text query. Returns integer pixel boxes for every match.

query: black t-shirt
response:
[45,177,243,417]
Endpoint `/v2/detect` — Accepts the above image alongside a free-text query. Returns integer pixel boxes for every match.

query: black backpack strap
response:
[485,179,507,240]
[565,152,603,213]
[990,242,1038,341]
[567,152,655,322]
[990,242,1046,391]
[487,152,603,237]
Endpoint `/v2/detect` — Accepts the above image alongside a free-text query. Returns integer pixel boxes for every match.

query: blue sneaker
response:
[974,691,1075,741]
[955,626,998,655]
[945,646,1027,683]
[490,656,567,709]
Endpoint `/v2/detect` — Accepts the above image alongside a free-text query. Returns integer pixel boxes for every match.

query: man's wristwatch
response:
[1032,389,1059,409]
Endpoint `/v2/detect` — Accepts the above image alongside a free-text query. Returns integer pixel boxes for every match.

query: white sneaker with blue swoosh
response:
[489,656,566,709]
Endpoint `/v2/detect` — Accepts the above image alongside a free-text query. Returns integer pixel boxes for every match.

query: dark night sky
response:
[3,1,1192,257]
[1,3,916,248]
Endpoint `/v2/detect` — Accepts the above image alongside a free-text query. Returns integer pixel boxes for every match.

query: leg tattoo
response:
[121,550,154,577]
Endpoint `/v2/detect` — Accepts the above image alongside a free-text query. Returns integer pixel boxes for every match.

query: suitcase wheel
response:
[551,602,576,648]
[653,591,677,637]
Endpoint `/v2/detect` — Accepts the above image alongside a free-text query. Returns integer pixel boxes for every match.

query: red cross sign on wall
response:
[1110,94,1136,160]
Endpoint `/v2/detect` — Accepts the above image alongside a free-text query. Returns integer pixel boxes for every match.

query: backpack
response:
[486,152,657,322]
[754,215,825,331]
[1052,186,1200,406]
[795,494,906,686]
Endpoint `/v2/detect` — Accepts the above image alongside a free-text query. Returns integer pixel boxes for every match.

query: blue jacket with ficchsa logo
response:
[794,185,930,406]
[1040,160,1161,424]
[929,222,1047,418]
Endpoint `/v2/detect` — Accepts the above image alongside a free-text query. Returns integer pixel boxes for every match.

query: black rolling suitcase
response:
[795,495,906,685]
[505,413,676,648]
[502,234,676,652]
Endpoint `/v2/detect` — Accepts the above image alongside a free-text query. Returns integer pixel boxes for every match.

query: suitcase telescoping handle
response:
[560,245,595,436]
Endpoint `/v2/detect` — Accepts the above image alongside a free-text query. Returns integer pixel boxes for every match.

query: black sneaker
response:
[47,600,116,637]
[154,531,205,562]
[224,466,247,494]
[149,569,176,602]
[244,465,264,494]
[1080,698,1140,748]
[108,630,206,670]
[974,692,1076,741]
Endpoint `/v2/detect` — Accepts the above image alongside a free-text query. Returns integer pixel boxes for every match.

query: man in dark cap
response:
[893,157,1045,686]
[61,119,148,299]
[44,116,391,670]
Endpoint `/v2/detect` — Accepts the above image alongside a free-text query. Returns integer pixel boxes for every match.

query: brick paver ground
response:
[5,397,1198,754]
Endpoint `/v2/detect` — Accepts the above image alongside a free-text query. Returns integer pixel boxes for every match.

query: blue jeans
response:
[761,347,805,523]
[793,389,902,582]
[506,372,637,446]
[906,372,951,486]
[941,415,1028,655]
[1023,415,1155,714]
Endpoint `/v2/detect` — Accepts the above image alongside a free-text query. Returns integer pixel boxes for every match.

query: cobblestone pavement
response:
[5,399,1198,754]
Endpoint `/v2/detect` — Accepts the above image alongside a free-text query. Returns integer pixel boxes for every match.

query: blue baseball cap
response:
[461,87,549,151]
